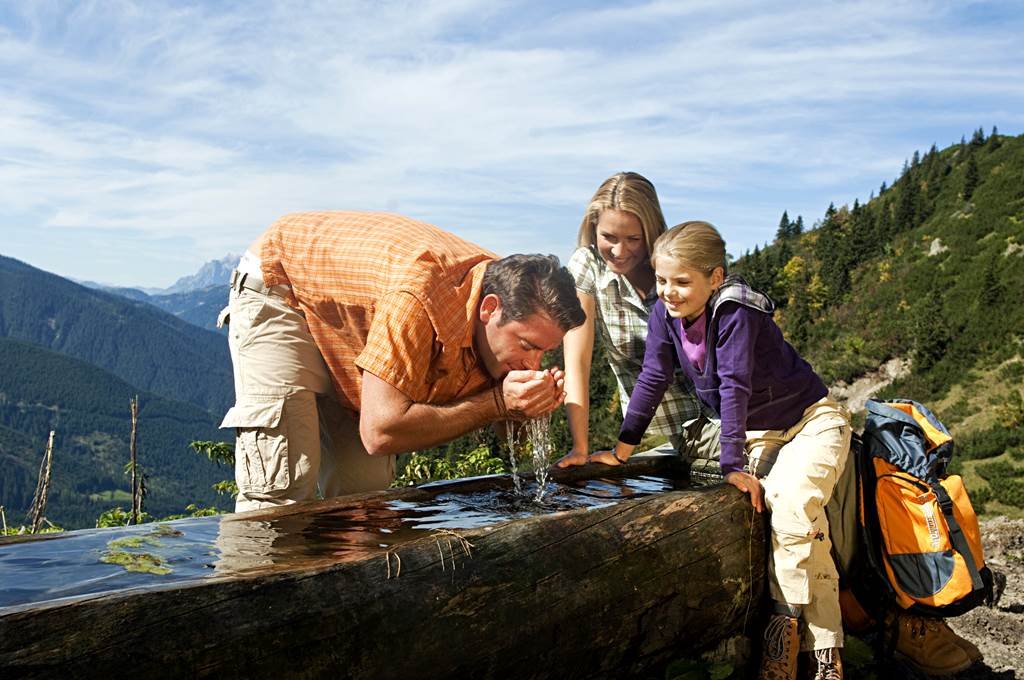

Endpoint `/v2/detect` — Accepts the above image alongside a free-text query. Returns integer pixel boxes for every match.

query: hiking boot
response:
[759,613,799,680]
[892,611,973,675]
[805,648,843,680]
[937,618,983,662]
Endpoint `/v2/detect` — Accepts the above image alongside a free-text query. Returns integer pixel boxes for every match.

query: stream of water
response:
[503,415,554,502]
[525,416,552,502]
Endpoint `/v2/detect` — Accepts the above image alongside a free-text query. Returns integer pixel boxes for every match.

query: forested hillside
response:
[147,285,224,332]
[0,337,226,528]
[0,256,232,414]
[732,128,1024,514]
[101,284,225,333]
[401,131,1024,518]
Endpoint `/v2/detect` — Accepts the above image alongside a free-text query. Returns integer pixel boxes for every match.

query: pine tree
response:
[963,154,979,201]
[815,205,852,304]
[850,200,878,262]
[988,126,1002,151]
[980,257,1003,306]
[971,127,986,147]
[775,211,791,242]
[896,178,918,230]
[793,215,804,236]
[913,288,950,371]
[876,202,893,243]
[879,181,887,194]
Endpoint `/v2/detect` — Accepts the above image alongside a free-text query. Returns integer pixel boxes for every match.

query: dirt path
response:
[947,516,1024,678]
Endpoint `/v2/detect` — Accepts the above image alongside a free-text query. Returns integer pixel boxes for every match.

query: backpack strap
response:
[856,430,898,606]
[931,482,984,591]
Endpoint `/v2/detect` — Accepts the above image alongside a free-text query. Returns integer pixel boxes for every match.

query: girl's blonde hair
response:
[652,220,728,274]
[577,172,667,253]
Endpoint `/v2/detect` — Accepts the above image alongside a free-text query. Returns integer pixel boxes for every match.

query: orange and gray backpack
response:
[856,398,993,617]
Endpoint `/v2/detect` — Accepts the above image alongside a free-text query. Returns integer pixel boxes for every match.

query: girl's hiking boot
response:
[805,648,843,680]
[759,613,799,680]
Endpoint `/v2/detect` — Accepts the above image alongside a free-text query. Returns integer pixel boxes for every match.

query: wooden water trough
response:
[0,455,766,679]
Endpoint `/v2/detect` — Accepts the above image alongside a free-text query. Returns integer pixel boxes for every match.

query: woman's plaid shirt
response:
[567,246,703,437]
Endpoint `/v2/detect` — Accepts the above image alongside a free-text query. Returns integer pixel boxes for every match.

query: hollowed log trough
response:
[0,455,766,679]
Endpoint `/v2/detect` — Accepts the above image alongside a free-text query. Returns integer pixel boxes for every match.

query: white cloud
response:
[0,0,1022,286]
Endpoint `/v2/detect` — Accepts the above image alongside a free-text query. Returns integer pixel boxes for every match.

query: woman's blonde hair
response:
[577,172,667,253]
[652,220,728,274]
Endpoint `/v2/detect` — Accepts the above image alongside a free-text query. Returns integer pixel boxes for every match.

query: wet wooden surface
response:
[0,457,766,679]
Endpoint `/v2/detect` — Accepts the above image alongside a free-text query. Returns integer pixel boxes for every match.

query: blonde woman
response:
[557,173,718,469]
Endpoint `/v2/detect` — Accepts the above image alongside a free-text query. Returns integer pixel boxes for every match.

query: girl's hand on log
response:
[555,449,589,468]
[587,451,622,466]
[724,471,764,513]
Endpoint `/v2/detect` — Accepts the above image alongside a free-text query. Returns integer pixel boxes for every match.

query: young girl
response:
[578,221,851,680]
[557,173,719,471]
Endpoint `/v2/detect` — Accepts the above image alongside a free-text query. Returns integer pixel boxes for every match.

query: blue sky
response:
[2,1,1022,288]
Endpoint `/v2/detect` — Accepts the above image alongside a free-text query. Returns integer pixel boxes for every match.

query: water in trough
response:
[0,461,689,615]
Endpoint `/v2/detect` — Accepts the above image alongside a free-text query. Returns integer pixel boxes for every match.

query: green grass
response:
[959,451,1024,519]
[88,489,132,503]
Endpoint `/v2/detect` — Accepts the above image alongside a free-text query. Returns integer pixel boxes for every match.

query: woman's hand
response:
[724,471,764,513]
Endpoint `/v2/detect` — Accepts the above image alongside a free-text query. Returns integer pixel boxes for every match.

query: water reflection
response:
[0,472,687,613]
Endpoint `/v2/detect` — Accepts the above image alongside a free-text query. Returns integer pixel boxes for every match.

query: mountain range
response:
[76,254,238,333]
[0,255,233,414]
[77,253,238,296]
[0,256,235,528]
[162,253,239,294]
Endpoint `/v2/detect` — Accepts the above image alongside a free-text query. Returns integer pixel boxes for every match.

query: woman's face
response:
[654,254,723,322]
[594,209,647,275]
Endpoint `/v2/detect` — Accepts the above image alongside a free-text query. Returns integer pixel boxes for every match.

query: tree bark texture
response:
[0,463,766,679]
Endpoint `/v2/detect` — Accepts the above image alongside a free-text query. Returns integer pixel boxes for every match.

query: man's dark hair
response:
[481,254,585,332]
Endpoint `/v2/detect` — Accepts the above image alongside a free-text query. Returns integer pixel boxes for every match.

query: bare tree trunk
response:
[129,396,139,525]
[136,473,146,522]
[29,431,55,534]
[1,505,7,535]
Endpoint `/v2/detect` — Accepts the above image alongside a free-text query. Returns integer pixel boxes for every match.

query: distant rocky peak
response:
[164,254,240,294]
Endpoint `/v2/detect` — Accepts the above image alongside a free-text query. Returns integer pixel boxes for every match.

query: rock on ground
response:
[830,358,912,414]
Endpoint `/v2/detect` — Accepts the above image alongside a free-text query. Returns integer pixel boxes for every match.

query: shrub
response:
[989,478,1024,508]
[958,424,1023,460]
[393,445,508,487]
[96,507,154,527]
[998,360,1024,382]
[976,460,1017,481]
[968,485,991,515]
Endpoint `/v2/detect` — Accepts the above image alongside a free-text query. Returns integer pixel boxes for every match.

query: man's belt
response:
[230,269,289,296]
